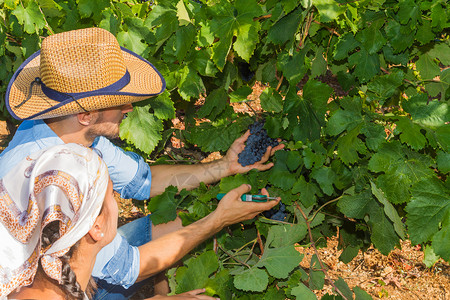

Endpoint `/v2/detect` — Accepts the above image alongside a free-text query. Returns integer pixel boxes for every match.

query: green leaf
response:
[353,286,373,300]
[416,53,441,80]
[311,46,327,78]
[435,125,450,152]
[367,70,404,101]
[77,0,109,21]
[205,269,232,300]
[260,87,283,113]
[326,109,363,136]
[197,88,227,119]
[397,0,420,25]
[120,106,163,154]
[176,0,191,26]
[266,224,307,248]
[415,20,434,45]
[432,211,450,261]
[277,50,308,85]
[256,245,303,278]
[429,43,450,66]
[37,0,63,18]
[268,151,297,190]
[423,244,440,268]
[313,0,345,22]
[436,151,450,173]
[267,6,303,45]
[291,282,317,299]
[402,94,448,129]
[177,65,205,101]
[174,24,196,62]
[147,186,178,224]
[356,18,386,54]
[348,48,380,82]
[311,167,337,196]
[406,178,450,245]
[117,18,154,56]
[334,278,353,300]
[229,86,253,103]
[336,125,367,165]
[396,117,427,150]
[333,32,360,61]
[12,1,45,34]
[361,122,386,151]
[303,80,332,123]
[292,176,322,208]
[176,250,219,293]
[371,182,406,239]
[149,91,176,120]
[233,267,269,292]
[385,19,415,53]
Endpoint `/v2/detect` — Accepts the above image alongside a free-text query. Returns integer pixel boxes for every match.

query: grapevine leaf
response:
[77,0,109,21]
[311,166,337,196]
[277,50,309,85]
[303,80,332,125]
[416,53,441,80]
[266,224,307,248]
[406,178,450,245]
[233,267,269,292]
[309,268,325,290]
[263,286,286,299]
[147,186,178,224]
[376,173,411,204]
[423,244,440,268]
[148,91,176,120]
[37,0,63,18]
[338,189,373,219]
[290,282,317,299]
[175,250,219,293]
[371,182,406,239]
[99,9,120,35]
[256,245,304,278]
[260,87,283,113]
[353,286,372,300]
[312,0,345,22]
[432,211,450,261]
[428,43,450,66]
[436,151,450,173]
[361,122,386,151]
[311,46,327,78]
[385,19,415,53]
[197,88,227,119]
[267,5,303,45]
[12,1,45,34]
[117,18,154,56]
[204,269,232,300]
[326,109,363,136]
[120,106,163,154]
[302,141,326,169]
[396,117,427,150]
[355,18,386,55]
[229,86,253,103]
[333,32,360,61]
[177,65,205,101]
[367,70,404,101]
[191,48,219,77]
[430,3,446,30]
[174,24,196,62]
[211,32,233,71]
[292,176,322,208]
[402,93,449,129]
[176,0,191,26]
[219,173,250,193]
[382,45,409,65]
[397,0,420,25]
[336,125,367,165]
[286,151,303,172]
[415,20,434,45]
[187,120,245,152]
[435,125,450,152]
[268,151,297,190]
[348,48,380,83]
[334,278,353,300]
[368,141,404,173]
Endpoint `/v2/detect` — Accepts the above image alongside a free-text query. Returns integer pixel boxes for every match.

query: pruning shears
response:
[216,193,278,202]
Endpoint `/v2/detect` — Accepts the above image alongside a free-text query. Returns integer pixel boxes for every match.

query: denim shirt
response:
[0,119,152,288]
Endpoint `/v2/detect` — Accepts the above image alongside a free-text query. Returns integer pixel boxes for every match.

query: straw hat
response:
[6,27,166,120]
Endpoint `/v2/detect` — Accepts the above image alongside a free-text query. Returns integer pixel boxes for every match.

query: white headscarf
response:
[0,143,109,296]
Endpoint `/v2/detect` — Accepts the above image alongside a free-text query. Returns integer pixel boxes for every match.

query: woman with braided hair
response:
[1,144,218,300]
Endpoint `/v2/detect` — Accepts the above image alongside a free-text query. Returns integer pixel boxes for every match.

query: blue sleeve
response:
[91,234,140,288]
[92,137,152,200]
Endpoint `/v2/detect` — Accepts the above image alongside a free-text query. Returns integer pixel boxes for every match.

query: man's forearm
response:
[136,211,222,282]
[149,160,232,197]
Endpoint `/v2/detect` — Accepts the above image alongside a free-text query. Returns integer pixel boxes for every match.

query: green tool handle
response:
[216,193,268,202]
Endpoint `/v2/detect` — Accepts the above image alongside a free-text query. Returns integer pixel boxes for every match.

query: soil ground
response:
[0,81,448,299]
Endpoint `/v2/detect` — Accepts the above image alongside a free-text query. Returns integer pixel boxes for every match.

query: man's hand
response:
[212,184,280,228]
[149,288,219,299]
[222,130,284,176]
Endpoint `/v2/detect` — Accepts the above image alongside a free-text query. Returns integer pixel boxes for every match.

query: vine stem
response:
[309,196,342,223]
[217,244,251,269]
[256,229,265,255]
[294,202,349,300]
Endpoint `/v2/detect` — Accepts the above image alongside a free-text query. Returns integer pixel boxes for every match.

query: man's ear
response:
[88,223,104,242]
[77,111,96,126]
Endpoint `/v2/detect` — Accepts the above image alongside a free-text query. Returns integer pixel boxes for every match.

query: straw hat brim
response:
[6,47,166,120]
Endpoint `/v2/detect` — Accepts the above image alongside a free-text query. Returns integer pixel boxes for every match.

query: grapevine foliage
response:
[0,0,449,299]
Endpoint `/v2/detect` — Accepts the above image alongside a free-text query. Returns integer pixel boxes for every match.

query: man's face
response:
[86,104,133,140]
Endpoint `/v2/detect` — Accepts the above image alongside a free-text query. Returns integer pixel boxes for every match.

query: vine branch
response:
[295,202,349,300]
[217,244,251,269]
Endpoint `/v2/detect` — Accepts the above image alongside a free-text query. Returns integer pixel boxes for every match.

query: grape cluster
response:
[237,121,279,167]
[263,202,287,221]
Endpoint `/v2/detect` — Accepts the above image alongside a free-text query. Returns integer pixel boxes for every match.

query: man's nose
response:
[122,104,134,114]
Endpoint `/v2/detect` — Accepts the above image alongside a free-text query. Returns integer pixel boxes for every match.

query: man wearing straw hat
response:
[0,27,282,299]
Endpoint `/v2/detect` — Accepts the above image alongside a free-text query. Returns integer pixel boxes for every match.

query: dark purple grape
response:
[238,120,279,167]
